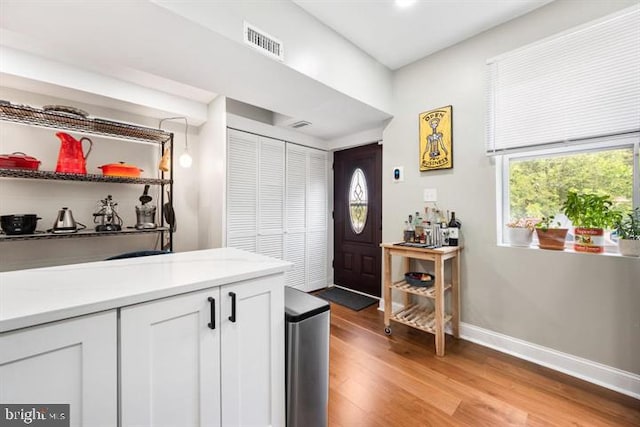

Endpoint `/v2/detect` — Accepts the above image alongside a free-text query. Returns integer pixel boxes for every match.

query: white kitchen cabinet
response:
[120,288,221,427]
[0,310,118,427]
[227,128,329,292]
[120,274,285,427]
[221,275,285,427]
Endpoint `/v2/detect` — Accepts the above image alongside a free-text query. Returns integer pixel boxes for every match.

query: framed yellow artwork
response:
[419,105,453,171]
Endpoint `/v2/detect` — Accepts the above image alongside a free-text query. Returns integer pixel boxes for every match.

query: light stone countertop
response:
[0,248,292,333]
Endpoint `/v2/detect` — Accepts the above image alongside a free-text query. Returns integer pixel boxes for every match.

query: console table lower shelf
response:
[389,304,453,335]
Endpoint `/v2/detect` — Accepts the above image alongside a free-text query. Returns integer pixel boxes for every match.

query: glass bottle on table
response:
[448,212,461,246]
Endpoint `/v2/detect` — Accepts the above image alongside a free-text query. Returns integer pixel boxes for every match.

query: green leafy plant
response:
[615,207,640,240]
[561,191,622,229]
[535,215,561,232]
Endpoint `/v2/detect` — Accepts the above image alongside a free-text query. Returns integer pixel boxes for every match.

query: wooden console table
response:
[381,243,461,356]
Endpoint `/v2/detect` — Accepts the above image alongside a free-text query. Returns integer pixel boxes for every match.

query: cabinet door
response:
[285,144,307,288]
[221,274,285,427]
[306,149,328,291]
[120,288,221,427]
[227,129,259,251]
[0,311,117,427]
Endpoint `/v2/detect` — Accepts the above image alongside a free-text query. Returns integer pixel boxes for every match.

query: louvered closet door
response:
[257,137,285,259]
[306,150,328,291]
[285,145,307,289]
[226,129,258,252]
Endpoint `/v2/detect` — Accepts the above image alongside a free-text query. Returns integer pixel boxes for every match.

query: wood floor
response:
[327,302,640,426]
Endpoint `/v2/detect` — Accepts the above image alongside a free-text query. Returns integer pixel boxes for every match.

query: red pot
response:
[0,152,41,170]
[98,162,143,178]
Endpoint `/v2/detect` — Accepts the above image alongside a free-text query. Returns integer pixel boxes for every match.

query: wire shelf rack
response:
[0,227,171,242]
[0,103,172,144]
[0,168,171,185]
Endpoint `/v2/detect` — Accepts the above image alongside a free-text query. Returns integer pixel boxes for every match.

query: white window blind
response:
[486,5,640,155]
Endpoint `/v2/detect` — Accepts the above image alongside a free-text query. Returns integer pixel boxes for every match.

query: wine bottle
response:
[448,211,460,246]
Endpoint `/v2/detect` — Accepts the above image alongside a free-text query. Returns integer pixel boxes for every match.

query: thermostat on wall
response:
[393,166,404,182]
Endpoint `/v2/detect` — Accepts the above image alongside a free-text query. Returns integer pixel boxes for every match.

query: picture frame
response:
[419,105,453,171]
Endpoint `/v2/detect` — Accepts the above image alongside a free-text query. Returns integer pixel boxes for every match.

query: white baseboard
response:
[460,322,640,399]
[377,300,639,399]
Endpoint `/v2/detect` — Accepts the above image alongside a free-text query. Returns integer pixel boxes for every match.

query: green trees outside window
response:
[509,148,634,220]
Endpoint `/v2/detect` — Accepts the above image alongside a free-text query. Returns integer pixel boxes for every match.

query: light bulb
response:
[395,0,416,7]
[179,151,193,168]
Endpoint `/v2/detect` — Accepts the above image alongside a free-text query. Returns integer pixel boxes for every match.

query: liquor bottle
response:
[403,220,413,242]
[448,211,460,246]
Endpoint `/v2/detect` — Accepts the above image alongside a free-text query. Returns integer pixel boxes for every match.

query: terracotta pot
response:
[618,239,640,257]
[506,227,533,247]
[574,227,605,253]
[535,228,568,250]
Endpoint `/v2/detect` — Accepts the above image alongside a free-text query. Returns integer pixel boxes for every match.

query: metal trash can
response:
[285,287,330,427]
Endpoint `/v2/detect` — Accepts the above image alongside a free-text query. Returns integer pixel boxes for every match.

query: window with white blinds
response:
[486,5,640,155]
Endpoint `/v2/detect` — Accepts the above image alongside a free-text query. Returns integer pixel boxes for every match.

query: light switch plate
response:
[392,166,404,182]
[423,188,437,202]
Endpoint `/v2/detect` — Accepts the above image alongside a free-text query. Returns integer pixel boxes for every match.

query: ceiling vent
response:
[290,120,311,129]
[243,22,284,61]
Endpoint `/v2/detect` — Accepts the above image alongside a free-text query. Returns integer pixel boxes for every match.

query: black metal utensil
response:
[139,185,152,205]
[163,188,176,232]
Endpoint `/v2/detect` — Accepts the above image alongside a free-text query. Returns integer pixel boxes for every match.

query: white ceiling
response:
[0,0,554,140]
[293,0,553,70]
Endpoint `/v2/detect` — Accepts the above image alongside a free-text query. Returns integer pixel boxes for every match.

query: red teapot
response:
[55,132,92,174]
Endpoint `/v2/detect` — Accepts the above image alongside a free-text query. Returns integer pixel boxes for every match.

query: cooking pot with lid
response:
[0,152,41,170]
[98,162,143,178]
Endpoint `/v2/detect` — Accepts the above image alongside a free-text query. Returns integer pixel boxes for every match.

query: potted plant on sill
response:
[535,215,568,250]
[561,191,621,254]
[615,207,640,257]
[505,218,538,247]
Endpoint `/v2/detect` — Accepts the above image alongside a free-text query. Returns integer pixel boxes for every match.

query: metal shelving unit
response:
[0,227,171,242]
[0,103,171,144]
[0,102,174,250]
[0,168,171,185]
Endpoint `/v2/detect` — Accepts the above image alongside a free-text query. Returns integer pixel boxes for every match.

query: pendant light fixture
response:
[159,116,192,169]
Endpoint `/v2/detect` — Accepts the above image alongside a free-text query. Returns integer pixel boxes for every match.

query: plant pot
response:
[506,227,533,247]
[535,228,568,250]
[574,227,604,253]
[618,239,640,257]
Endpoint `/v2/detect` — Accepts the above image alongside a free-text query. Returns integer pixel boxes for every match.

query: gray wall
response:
[382,0,640,374]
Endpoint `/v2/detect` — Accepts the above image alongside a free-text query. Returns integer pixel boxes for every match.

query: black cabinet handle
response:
[207,297,215,329]
[228,292,236,323]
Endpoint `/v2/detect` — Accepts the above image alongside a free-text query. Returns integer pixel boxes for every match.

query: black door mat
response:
[315,287,378,311]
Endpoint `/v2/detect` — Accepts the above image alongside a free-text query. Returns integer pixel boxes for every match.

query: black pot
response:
[1,214,41,235]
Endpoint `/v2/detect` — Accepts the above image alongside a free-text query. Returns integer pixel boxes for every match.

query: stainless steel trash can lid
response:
[285,286,330,323]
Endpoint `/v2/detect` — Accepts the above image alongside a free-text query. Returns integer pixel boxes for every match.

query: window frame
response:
[496,132,640,249]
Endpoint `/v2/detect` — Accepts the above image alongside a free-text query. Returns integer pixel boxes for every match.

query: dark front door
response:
[334,143,382,297]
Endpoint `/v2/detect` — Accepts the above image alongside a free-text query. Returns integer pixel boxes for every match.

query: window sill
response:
[497,243,640,259]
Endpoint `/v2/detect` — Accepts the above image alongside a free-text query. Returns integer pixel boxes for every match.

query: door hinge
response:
[332,211,334,219]
[332,260,335,268]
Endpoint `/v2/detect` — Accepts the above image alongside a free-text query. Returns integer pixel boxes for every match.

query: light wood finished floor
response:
[327,302,640,426]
